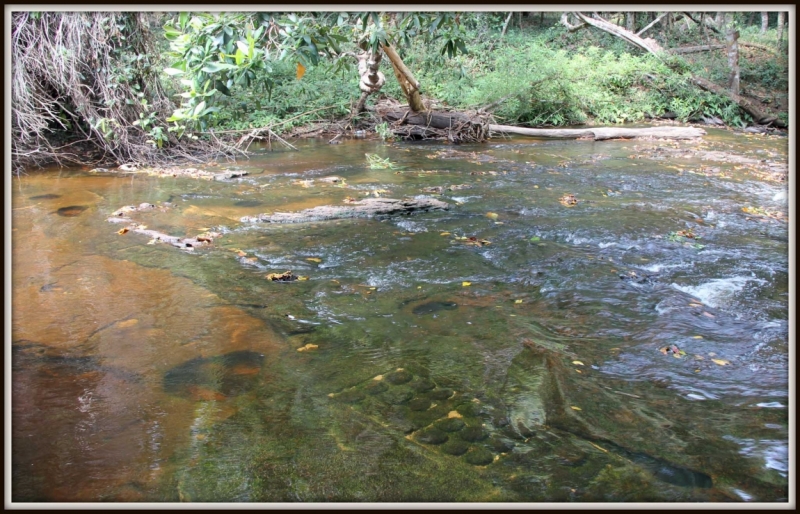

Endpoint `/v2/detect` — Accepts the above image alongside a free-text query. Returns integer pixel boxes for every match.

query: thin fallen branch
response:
[636,12,669,37]
[194,105,339,135]
[671,44,726,54]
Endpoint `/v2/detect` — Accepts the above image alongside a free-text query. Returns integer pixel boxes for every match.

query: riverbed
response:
[10,129,790,502]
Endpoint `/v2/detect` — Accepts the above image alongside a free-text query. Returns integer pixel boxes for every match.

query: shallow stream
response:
[11,129,790,502]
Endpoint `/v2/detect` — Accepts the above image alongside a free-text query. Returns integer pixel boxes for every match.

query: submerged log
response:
[241,197,450,224]
[488,125,707,140]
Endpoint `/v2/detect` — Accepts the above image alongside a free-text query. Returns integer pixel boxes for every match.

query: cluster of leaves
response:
[159,12,469,137]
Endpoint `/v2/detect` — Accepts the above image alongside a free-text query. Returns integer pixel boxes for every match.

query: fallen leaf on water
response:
[306,257,322,263]
[117,228,129,235]
[559,194,578,206]
[440,232,451,236]
[297,276,309,281]
[117,319,139,328]
[486,212,499,220]
[529,236,540,242]
[694,355,704,360]
[712,359,730,366]
[514,299,524,304]
[575,369,582,373]
[462,281,471,287]
[266,270,298,282]
[702,312,715,318]
[572,360,584,366]
[447,410,463,419]
[693,335,703,339]
[237,250,247,257]
[297,343,318,352]
[570,406,582,411]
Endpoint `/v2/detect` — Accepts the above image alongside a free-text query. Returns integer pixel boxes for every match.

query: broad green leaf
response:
[193,101,206,116]
[201,61,237,73]
[163,67,185,76]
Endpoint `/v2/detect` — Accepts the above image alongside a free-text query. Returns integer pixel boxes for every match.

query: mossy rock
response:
[408,398,432,412]
[407,409,446,429]
[365,380,389,395]
[487,436,515,453]
[456,402,483,418]
[336,389,366,404]
[459,426,488,442]
[429,388,453,400]
[386,370,413,385]
[416,427,449,445]
[410,378,436,393]
[465,446,495,466]
[382,387,414,405]
[441,439,471,456]
[435,417,466,432]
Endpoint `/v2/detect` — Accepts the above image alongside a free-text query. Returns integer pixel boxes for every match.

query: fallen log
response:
[379,107,489,143]
[690,77,786,128]
[241,197,450,224]
[107,203,220,251]
[487,125,706,140]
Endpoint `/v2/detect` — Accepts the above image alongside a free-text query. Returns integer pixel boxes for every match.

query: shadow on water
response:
[163,351,266,400]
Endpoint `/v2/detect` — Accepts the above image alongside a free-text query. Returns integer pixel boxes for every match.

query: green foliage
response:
[375,122,394,142]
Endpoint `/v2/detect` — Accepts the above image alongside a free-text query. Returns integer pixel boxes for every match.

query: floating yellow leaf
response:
[447,410,463,419]
[712,359,730,366]
[514,299,524,304]
[462,281,471,287]
[117,227,129,235]
[570,406,582,411]
[297,343,318,352]
[296,62,306,80]
[572,360,584,366]
[297,276,309,281]
[693,335,703,339]
[306,257,322,263]
[486,212,499,220]
[440,232,451,236]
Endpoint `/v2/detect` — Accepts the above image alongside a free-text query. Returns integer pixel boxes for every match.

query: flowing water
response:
[11,129,790,503]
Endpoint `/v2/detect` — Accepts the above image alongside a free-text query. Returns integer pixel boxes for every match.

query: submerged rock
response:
[411,301,458,315]
[56,205,88,217]
[416,427,449,445]
[464,447,495,466]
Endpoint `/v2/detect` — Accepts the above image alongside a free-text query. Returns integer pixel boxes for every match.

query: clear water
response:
[11,130,789,502]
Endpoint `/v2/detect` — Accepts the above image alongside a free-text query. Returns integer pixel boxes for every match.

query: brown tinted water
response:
[11,131,789,502]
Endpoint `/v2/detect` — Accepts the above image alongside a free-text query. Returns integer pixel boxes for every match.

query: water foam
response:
[670,276,764,309]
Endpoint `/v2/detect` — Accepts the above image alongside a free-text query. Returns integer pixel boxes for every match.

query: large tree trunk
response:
[726,28,740,96]
[626,12,635,32]
[381,44,425,112]
[761,12,769,33]
[353,51,385,114]
[487,125,707,140]
[776,12,785,46]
